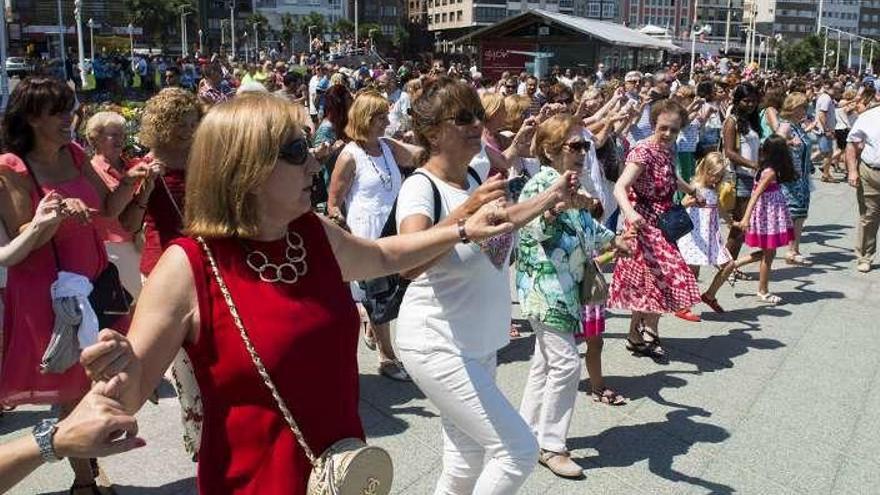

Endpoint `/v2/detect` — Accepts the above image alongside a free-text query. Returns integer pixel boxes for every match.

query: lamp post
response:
[74,0,86,87]
[354,0,359,51]
[823,26,828,71]
[198,29,203,55]
[369,28,377,54]
[1,3,9,113]
[254,22,259,60]
[56,0,68,80]
[243,31,249,64]
[128,23,134,73]
[723,0,732,54]
[87,18,94,61]
[230,2,236,60]
[180,8,191,57]
[688,0,700,84]
[860,39,864,75]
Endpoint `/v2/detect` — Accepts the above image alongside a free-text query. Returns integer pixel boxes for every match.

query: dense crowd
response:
[0,50,878,495]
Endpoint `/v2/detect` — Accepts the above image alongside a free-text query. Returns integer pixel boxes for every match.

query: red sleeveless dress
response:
[0,143,106,406]
[173,212,363,494]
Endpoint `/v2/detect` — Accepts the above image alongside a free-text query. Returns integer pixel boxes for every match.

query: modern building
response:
[6,0,137,58]
[621,0,694,37]
[426,0,574,46]
[349,0,404,37]
[573,0,621,22]
[408,0,429,23]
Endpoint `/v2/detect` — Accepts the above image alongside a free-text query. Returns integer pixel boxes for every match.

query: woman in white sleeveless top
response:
[327,90,422,381]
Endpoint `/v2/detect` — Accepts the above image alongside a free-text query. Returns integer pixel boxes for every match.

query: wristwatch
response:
[32,418,63,463]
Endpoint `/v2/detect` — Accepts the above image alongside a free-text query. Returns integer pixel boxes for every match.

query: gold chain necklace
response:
[243,232,308,284]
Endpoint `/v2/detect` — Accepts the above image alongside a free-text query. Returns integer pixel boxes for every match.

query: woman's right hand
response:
[626,211,645,230]
[461,174,507,216]
[31,191,65,229]
[464,200,514,242]
[60,198,97,224]
[80,329,135,382]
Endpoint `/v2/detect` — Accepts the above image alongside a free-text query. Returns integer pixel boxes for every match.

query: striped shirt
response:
[677,119,702,153]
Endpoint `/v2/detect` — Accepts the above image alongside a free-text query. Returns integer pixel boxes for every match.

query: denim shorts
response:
[735,172,755,197]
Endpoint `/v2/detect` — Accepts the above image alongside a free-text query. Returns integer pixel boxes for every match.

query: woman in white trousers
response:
[395,77,578,494]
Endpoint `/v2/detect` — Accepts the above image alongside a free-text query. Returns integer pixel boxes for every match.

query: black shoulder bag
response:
[22,156,133,329]
[360,168,481,325]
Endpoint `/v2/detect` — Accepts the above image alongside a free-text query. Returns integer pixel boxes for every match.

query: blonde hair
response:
[345,90,389,144]
[85,111,125,146]
[139,88,202,149]
[184,94,306,238]
[480,92,505,121]
[531,114,581,167]
[779,92,808,120]
[693,152,727,189]
[503,95,530,131]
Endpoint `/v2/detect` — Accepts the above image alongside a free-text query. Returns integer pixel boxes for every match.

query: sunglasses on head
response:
[446,107,486,126]
[278,137,310,165]
[564,139,590,152]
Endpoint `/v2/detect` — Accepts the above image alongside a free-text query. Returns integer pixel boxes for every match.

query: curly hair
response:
[138,87,203,149]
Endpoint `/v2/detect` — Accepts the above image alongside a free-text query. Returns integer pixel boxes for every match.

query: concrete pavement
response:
[3,178,879,494]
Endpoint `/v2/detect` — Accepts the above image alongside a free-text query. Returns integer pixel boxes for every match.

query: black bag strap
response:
[19,155,63,270]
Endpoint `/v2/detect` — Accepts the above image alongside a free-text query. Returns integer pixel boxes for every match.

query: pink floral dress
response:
[608,139,701,314]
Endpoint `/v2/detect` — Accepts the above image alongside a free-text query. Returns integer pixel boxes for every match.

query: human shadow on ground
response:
[0,407,54,435]
[359,373,436,438]
[42,477,197,495]
[799,223,850,248]
[663,317,786,373]
[570,403,733,494]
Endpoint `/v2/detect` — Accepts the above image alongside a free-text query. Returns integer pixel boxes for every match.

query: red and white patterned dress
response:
[608,139,701,314]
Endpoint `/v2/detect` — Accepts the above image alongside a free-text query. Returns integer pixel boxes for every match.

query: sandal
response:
[379,360,411,382]
[362,320,376,351]
[701,293,725,313]
[820,175,838,183]
[509,323,522,339]
[731,269,754,281]
[640,330,667,360]
[674,308,701,322]
[625,337,666,361]
[785,253,813,266]
[756,291,782,305]
[591,387,626,406]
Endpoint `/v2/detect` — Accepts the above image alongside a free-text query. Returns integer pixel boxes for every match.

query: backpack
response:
[360,168,482,325]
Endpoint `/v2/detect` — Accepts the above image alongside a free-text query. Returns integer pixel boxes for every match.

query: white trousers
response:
[519,320,580,453]
[105,241,143,300]
[399,348,538,495]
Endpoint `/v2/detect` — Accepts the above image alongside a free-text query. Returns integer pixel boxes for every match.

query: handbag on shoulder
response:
[197,237,393,495]
[657,205,694,244]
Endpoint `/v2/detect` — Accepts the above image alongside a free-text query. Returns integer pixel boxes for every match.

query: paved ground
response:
[3,177,879,494]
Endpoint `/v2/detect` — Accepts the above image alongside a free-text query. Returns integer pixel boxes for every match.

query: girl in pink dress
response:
[732,135,796,305]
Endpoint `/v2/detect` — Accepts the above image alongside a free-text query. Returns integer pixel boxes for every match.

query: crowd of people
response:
[0,49,878,494]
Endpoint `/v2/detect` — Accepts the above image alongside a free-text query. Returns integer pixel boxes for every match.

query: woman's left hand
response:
[549,170,580,207]
[464,200,514,242]
[614,227,637,256]
[510,117,538,156]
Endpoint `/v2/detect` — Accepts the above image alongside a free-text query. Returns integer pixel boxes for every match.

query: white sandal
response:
[756,292,782,305]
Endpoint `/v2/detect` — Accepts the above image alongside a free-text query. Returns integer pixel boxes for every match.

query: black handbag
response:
[657,205,694,244]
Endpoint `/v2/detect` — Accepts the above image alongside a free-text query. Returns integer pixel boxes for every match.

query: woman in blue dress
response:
[776,92,814,266]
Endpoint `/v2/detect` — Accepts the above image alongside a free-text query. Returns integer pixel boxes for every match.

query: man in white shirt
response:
[816,82,840,181]
[307,65,326,125]
[846,105,880,273]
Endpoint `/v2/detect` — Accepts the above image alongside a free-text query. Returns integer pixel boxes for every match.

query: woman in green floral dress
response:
[516,115,630,479]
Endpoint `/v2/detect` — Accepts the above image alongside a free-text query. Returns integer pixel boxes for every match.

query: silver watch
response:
[32,418,63,463]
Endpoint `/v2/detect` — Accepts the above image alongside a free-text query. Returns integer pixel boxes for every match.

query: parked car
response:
[5,57,34,78]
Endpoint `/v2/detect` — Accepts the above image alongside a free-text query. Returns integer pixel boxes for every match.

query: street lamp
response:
[230,2,236,61]
[308,25,317,46]
[369,28,377,53]
[56,0,68,80]
[254,22,260,60]
[243,31,249,64]
[198,29,204,55]
[128,23,134,73]
[180,8,191,57]
[87,18,94,61]
[74,0,86,87]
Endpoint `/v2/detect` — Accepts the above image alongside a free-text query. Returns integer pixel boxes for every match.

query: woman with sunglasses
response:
[516,115,630,480]
[327,90,423,381]
[609,99,702,362]
[79,93,514,494]
[395,77,579,494]
[0,77,154,494]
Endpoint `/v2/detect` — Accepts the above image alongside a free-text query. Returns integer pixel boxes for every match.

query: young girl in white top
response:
[676,153,735,313]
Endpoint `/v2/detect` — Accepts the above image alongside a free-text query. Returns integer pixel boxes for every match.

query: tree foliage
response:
[125,0,195,47]
[778,35,825,74]
[334,19,355,37]
[280,13,297,47]
[358,23,384,43]
[297,12,327,37]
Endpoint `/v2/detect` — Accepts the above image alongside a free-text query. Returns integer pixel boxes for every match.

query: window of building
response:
[457,10,462,21]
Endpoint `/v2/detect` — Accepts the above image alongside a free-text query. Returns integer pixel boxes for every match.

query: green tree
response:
[245,11,270,43]
[392,25,409,48]
[778,34,824,73]
[125,0,195,49]
[280,13,297,51]
[298,12,326,38]
[334,19,355,37]
[357,23,384,43]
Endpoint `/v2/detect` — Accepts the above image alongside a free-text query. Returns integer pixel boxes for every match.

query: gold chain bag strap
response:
[197,237,393,495]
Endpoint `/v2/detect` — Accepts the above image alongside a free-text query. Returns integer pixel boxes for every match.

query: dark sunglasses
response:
[564,140,591,152]
[445,107,486,126]
[278,137,310,165]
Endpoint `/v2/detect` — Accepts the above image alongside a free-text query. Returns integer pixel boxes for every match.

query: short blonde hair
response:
[184,94,306,238]
[780,92,808,121]
[531,114,581,166]
[139,88,202,149]
[85,111,125,146]
[503,95,530,131]
[345,90,389,144]
[480,92,505,121]
[693,152,726,189]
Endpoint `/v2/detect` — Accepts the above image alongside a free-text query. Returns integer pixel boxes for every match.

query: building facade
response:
[426,0,573,33]
[621,0,694,37]
[350,0,404,37]
[573,0,620,22]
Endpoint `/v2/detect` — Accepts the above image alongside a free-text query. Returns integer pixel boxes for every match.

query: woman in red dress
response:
[80,93,514,494]
[0,77,153,493]
[608,99,702,361]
